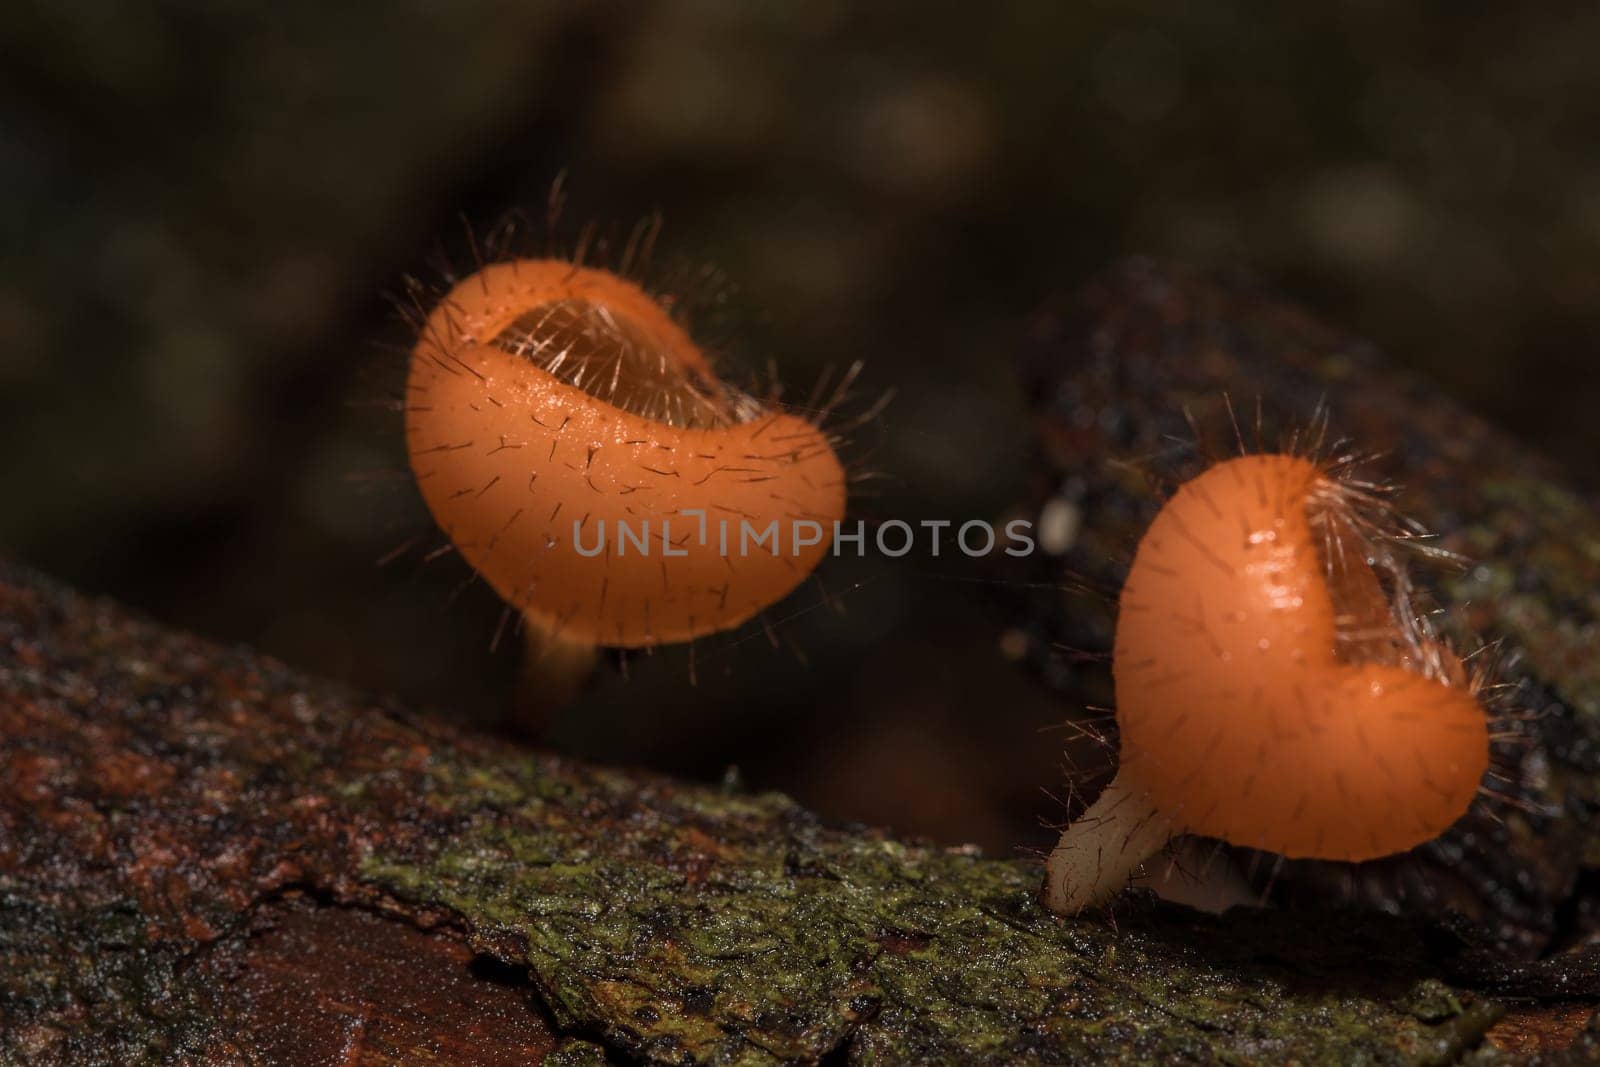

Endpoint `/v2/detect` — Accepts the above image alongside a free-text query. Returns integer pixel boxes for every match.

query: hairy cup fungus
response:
[1042,453,1490,915]
[404,259,848,670]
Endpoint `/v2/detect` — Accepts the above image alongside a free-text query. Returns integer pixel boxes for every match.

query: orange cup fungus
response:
[404,259,847,654]
[1043,453,1490,915]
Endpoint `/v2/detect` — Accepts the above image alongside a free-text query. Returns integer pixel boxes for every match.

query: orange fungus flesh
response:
[405,260,847,649]
[1113,453,1489,861]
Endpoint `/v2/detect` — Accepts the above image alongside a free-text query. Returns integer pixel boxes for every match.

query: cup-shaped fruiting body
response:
[1043,453,1490,915]
[405,260,847,650]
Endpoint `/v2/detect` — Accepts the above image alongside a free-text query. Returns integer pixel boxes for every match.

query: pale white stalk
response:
[1043,773,1175,915]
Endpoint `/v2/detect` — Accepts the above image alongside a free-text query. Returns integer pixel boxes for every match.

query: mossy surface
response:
[365,762,1503,1065]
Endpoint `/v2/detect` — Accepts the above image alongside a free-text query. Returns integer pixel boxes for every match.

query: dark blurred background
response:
[3,3,1597,858]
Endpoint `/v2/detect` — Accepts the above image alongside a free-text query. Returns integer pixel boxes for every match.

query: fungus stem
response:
[513,624,599,735]
[1043,773,1175,916]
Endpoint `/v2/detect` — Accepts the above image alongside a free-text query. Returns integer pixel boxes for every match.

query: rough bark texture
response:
[4,262,1600,1064]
